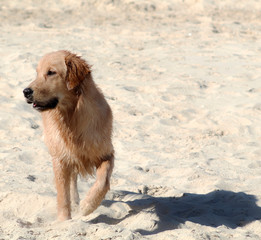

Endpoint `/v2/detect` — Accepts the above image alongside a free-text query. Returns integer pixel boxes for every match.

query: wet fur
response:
[25,51,114,220]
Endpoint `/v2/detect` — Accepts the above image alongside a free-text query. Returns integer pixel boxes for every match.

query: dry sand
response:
[1,0,261,239]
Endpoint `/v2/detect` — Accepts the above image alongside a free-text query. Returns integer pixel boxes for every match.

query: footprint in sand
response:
[160,116,179,126]
[248,161,261,169]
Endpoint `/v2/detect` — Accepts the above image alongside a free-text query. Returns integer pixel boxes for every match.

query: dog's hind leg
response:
[52,159,71,221]
[80,155,114,216]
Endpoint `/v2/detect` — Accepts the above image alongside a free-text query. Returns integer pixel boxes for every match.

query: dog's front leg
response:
[52,158,71,221]
[70,170,80,209]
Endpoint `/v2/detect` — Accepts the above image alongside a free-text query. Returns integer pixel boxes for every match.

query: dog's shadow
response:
[89,190,261,235]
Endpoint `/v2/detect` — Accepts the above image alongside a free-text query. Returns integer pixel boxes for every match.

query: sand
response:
[0,0,261,239]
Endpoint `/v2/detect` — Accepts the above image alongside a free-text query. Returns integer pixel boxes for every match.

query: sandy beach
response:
[0,0,261,239]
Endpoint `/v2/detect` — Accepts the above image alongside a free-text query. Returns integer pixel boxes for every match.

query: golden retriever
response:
[23,50,114,221]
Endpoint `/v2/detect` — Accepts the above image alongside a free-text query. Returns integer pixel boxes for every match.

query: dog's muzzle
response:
[23,87,59,111]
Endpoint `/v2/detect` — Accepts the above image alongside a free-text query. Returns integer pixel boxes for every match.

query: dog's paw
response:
[57,212,71,221]
[80,199,95,216]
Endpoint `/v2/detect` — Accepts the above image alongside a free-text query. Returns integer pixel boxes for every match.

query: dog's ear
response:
[65,52,91,90]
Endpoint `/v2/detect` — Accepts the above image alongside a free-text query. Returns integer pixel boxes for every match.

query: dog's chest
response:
[43,116,97,159]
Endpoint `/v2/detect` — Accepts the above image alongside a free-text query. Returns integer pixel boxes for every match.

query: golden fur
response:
[24,50,114,220]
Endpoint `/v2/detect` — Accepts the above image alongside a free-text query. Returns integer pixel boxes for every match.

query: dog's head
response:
[23,50,91,112]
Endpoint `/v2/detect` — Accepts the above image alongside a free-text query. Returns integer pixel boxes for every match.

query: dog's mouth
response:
[28,98,59,112]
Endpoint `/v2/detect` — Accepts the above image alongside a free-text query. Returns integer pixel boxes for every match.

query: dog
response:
[23,50,114,221]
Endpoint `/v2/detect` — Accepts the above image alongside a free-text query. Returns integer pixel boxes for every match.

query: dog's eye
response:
[47,70,56,76]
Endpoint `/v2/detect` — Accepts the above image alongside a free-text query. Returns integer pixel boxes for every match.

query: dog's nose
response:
[23,88,33,98]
